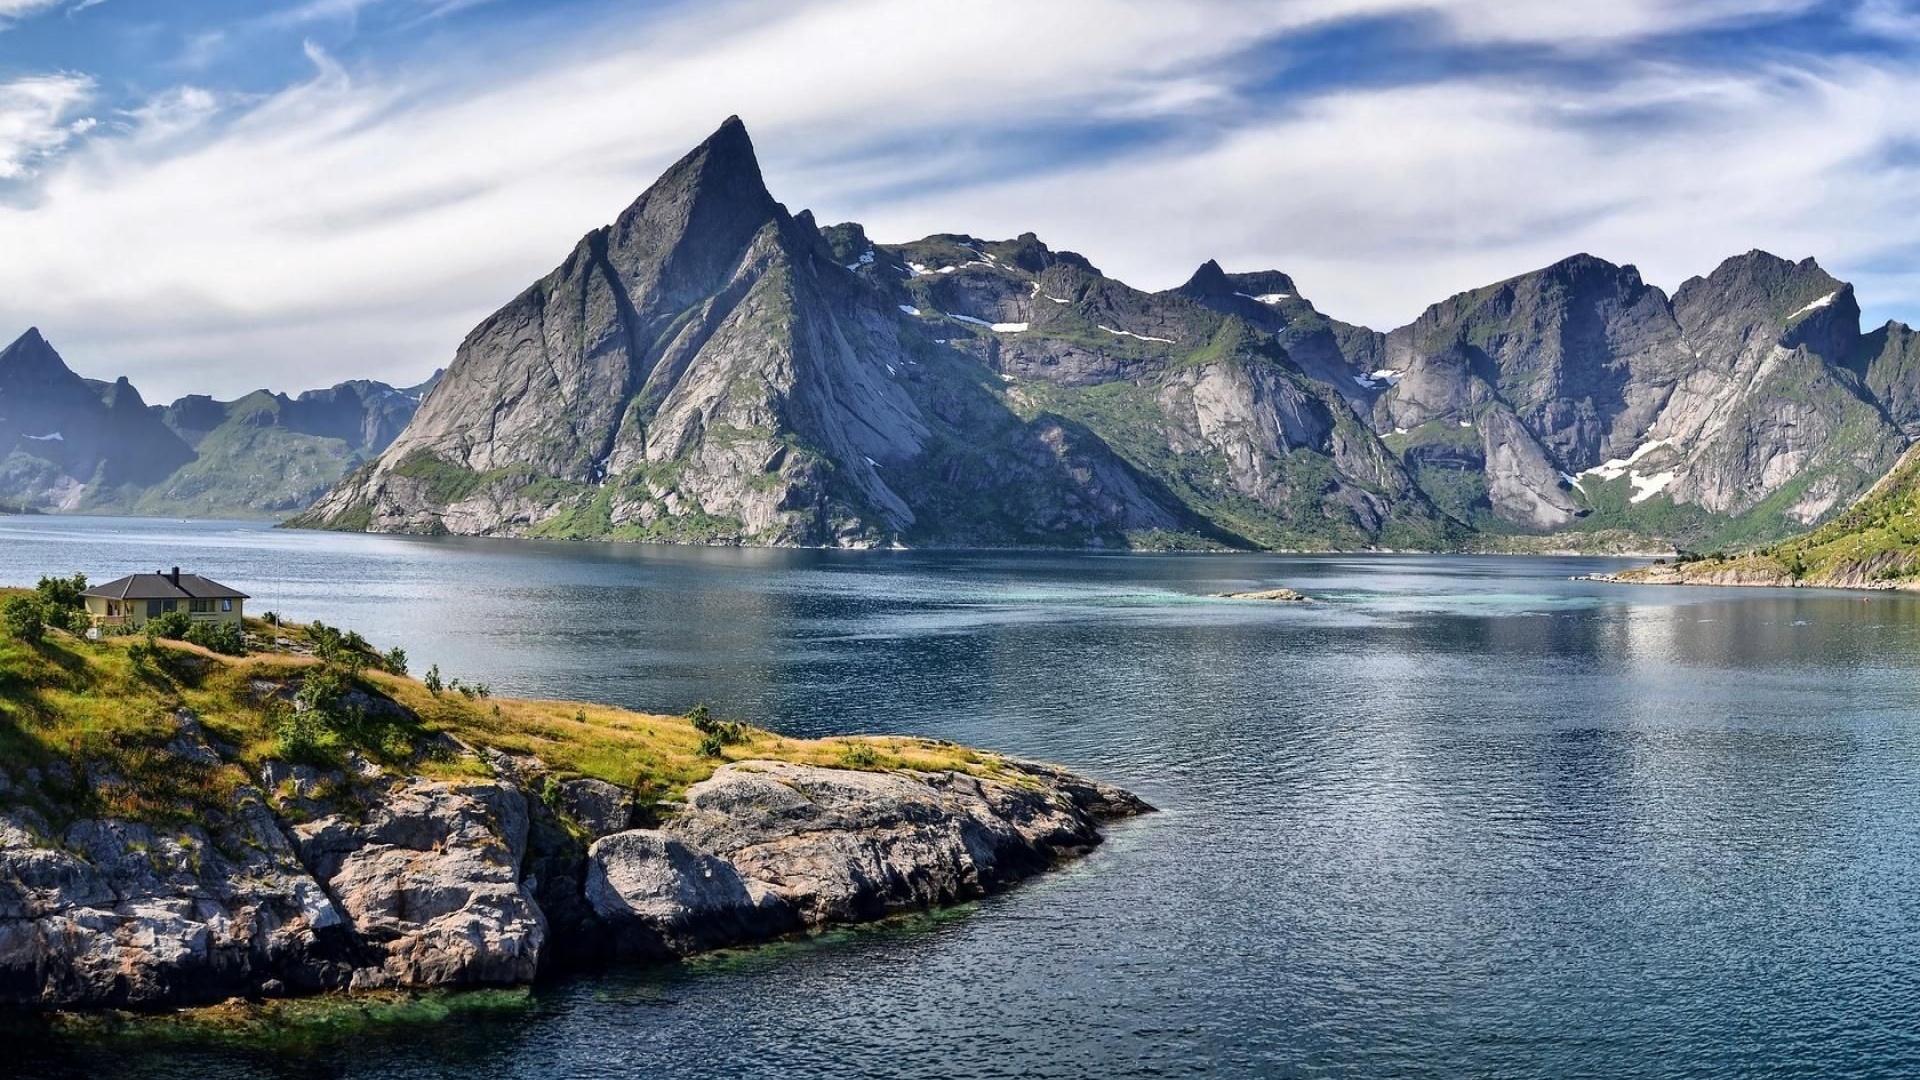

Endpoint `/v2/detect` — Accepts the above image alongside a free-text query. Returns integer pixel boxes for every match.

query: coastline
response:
[7,508,1677,559]
[0,612,1151,1013]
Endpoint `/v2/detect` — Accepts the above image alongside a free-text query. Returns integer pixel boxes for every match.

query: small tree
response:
[383,646,408,676]
[423,664,443,694]
[2,595,46,644]
[34,573,87,611]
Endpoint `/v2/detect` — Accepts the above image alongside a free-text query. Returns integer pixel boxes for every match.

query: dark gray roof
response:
[83,573,249,601]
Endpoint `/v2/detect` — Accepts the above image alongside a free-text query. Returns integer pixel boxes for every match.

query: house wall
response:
[86,595,245,629]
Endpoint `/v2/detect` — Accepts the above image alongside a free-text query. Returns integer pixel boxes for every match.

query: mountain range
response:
[286,117,1920,553]
[0,328,437,518]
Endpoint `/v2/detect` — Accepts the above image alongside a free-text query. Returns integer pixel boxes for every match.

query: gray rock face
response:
[0,731,1144,1008]
[1361,250,1908,539]
[585,761,1148,957]
[0,790,351,1008]
[1861,321,1920,436]
[296,117,929,547]
[554,778,635,838]
[291,119,1457,552]
[290,780,543,991]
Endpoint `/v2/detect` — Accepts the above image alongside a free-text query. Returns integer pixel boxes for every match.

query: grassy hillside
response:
[0,586,1002,830]
[1604,445,1920,588]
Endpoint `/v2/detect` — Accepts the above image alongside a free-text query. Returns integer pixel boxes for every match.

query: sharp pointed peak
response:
[1,326,71,373]
[1179,259,1231,295]
[613,115,777,236]
[1179,261,1298,302]
[4,326,49,351]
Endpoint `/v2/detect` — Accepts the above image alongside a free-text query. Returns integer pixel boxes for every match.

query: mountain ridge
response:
[289,118,1920,552]
[0,327,438,518]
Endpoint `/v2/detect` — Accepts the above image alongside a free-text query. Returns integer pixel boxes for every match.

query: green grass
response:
[0,592,1018,830]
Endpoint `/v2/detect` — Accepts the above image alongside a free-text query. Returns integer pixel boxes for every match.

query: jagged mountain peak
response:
[1674,248,1855,350]
[1679,249,1840,300]
[1176,261,1298,304]
[625,115,773,220]
[0,327,68,376]
[1177,259,1231,296]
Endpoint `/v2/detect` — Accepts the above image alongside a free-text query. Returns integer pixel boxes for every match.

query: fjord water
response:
[8,518,1920,1079]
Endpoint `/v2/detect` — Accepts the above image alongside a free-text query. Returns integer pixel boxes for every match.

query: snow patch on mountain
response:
[1097,325,1174,344]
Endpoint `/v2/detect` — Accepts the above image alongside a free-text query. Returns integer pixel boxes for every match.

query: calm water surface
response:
[5,517,1920,1079]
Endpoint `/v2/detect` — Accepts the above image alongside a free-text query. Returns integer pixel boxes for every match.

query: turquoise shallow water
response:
[6,517,1920,1078]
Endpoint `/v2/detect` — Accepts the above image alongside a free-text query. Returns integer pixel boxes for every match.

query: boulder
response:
[586,760,1149,953]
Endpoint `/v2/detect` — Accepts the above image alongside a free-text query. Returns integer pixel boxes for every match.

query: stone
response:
[554,778,635,838]
[586,760,1150,955]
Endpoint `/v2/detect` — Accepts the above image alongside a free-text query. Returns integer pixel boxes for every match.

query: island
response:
[0,579,1149,1011]
[1214,588,1311,602]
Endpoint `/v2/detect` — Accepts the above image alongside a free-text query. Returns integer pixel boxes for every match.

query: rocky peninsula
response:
[0,589,1147,1011]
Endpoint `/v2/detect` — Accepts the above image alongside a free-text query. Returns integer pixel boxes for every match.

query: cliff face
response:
[292,118,1456,551]
[1362,252,1909,543]
[0,727,1143,1010]
[292,118,1920,552]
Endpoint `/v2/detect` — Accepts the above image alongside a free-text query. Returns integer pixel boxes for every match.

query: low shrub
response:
[687,703,748,745]
[147,610,193,640]
[839,742,881,769]
[184,621,246,656]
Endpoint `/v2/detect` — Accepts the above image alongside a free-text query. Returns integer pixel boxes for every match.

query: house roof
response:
[83,573,249,601]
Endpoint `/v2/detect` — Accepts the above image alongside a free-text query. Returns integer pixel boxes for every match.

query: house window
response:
[190,599,214,614]
[147,599,162,617]
[221,599,233,612]
[163,600,178,613]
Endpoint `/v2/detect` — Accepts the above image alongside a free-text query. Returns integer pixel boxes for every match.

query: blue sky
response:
[3,0,1919,399]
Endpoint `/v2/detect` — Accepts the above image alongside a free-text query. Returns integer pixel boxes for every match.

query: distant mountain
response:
[1359,250,1913,547]
[291,117,1456,549]
[292,117,1920,552]
[0,327,437,518]
[0,328,195,510]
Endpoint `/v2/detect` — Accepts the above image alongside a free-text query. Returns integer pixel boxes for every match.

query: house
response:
[81,567,249,629]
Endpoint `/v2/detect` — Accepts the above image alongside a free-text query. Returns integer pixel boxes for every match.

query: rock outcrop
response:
[585,761,1141,959]
[0,749,1146,1010]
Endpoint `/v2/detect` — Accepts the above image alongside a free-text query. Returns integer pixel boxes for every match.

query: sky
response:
[2,0,1919,400]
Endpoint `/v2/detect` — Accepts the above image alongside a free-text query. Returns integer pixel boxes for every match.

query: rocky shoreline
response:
[0,729,1148,1011]
[1586,562,1920,591]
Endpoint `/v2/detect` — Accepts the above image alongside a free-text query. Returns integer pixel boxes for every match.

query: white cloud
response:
[0,73,94,180]
[0,0,1906,401]
[873,58,1920,330]
[0,0,61,16]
